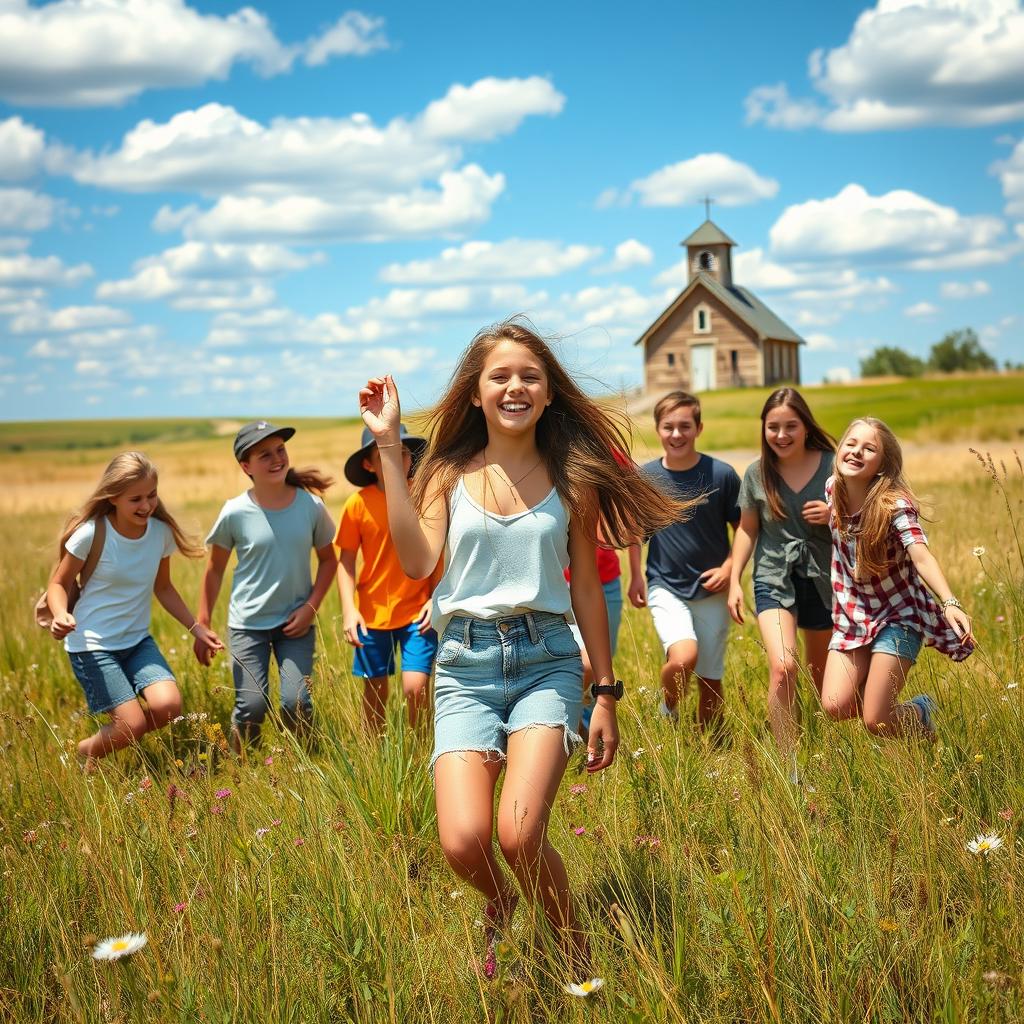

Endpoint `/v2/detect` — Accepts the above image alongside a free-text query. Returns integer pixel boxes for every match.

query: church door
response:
[691,344,716,391]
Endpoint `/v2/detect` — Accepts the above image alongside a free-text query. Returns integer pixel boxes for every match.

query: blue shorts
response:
[431,612,583,773]
[68,635,176,715]
[753,573,832,631]
[353,621,439,679]
[872,623,923,663]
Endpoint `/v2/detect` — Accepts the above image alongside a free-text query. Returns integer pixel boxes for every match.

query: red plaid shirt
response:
[826,477,972,661]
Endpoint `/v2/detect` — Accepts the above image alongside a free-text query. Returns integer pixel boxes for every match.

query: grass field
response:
[1,389,1023,1022]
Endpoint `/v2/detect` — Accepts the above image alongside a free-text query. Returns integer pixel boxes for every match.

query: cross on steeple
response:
[701,195,715,220]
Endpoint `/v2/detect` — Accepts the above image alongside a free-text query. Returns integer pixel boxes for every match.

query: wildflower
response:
[972,546,986,557]
[293,837,306,847]
[569,784,587,795]
[139,777,152,791]
[998,809,1013,822]
[174,759,184,768]
[198,753,208,762]
[210,803,225,816]
[173,902,187,913]
[996,615,1006,623]
[975,754,984,764]
[23,830,38,845]
[255,828,269,839]
[264,757,273,766]
[124,792,134,804]
[636,685,649,696]
[214,788,231,800]
[573,826,586,836]
[1008,682,1019,690]
[564,978,605,997]
[449,890,462,900]
[966,833,1004,856]
[271,818,281,827]
[91,933,148,961]
[878,918,898,933]
[631,748,645,759]
[173,716,185,724]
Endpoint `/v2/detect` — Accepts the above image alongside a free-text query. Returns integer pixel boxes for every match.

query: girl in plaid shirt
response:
[821,418,974,739]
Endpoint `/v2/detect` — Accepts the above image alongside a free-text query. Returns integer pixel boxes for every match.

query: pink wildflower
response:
[271,819,281,827]
[214,788,232,800]
[264,757,273,766]
[173,902,187,913]
[139,777,153,791]
[293,837,305,847]
[569,784,587,795]
[998,809,1013,822]
[211,803,225,815]
[573,826,586,836]
[996,615,1006,624]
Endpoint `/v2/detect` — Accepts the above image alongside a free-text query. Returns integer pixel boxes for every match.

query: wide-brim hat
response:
[233,420,296,461]
[344,424,427,487]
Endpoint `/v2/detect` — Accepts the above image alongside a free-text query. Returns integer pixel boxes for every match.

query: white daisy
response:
[972,546,986,557]
[966,833,1004,856]
[564,977,605,997]
[91,932,148,961]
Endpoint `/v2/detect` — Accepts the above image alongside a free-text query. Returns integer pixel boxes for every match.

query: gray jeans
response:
[228,625,315,742]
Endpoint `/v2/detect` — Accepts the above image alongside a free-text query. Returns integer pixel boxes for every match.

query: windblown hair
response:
[831,417,917,580]
[654,390,701,427]
[411,317,691,545]
[283,468,334,495]
[58,451,203,559]
[759,387,836,520]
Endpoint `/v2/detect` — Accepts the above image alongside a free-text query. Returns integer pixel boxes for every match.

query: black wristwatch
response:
[590,680,625,701]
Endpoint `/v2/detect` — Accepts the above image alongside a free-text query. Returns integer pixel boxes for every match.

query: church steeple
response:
[682,218,735,288]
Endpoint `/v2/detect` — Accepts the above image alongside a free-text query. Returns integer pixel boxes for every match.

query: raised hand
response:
[358,375,401,442]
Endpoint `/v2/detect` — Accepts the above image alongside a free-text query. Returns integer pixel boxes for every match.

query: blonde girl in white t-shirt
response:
[47,451,222,762]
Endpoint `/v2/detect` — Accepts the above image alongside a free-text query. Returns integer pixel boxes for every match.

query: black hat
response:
[344,425,427,487]
[233,420,296,461]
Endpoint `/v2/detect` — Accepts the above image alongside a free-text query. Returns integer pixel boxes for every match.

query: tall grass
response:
[1,448,1022,1022]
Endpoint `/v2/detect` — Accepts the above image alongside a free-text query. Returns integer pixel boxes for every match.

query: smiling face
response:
[837,421,883,482]
[109,474,158,532]
[763,404,808,461]
[240,435,290,484]
[473,339,551,434]
[657,403,703,464]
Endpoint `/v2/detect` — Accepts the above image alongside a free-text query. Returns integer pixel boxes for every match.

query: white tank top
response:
[432,476,573,634]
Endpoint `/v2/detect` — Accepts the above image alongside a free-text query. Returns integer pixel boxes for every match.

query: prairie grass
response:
[1,436,1022,1023]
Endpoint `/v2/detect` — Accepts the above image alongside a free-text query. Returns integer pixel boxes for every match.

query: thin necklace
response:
[483,452,544,497]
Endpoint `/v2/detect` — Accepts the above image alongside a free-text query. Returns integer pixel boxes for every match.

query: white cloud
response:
[379,239,601,284]
[904,301,939,317]
[746,0,1024,131]
[594,239,654,274]
[540,284,671,336]
[0,188,57,231]
[940,279,991,298]
[97,241,321,310]
[805,332,839,351]
[769,184,1010,268]
[29,324,160,355]
[0,251,92,286]
[0,117,46,180]
[10,305,131,333]
[991,138,1024,217]
[613,153,778,208]
[0,0,302,107]
[419,77,564,141]
[304,12,389,65]
[824,365,854,384]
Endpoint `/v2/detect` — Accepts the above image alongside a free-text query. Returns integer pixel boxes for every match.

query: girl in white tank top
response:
[358,318,689,988]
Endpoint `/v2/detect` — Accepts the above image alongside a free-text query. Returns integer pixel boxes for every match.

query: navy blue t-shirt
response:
[643,454,741,602]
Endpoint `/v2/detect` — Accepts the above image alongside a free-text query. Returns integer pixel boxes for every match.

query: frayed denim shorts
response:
[871,622,923,663]
[431,611,584,774]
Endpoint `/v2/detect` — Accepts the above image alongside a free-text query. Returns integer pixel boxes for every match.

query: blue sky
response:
[1,0,1021,420]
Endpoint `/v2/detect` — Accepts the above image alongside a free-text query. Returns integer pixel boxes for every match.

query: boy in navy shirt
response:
[629,391,741,731]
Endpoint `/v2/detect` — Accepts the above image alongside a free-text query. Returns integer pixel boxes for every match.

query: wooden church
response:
[636,218,804,393]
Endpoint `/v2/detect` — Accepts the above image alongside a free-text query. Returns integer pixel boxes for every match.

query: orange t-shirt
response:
[335,485,442,630]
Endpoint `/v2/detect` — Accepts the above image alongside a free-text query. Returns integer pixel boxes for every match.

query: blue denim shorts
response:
[872,623,923,663]
[68,635,176,714]
[753,573,832,631]
[431,611,584,773]
[353,621,439,678]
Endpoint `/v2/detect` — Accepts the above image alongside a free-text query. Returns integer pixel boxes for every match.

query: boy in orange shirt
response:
[336,425,442,733]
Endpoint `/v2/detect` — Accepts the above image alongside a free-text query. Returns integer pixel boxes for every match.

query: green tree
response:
[928,328,997,373]
[859,345,925,378]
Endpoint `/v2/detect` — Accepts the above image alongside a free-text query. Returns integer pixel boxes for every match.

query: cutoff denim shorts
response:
[872,623,923,663]
[68,634,175,715]
[431,611,584,773]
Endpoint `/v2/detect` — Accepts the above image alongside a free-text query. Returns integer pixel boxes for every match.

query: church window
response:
[698,250,716,272]
[667,352,675,366]
[694,304,711,334]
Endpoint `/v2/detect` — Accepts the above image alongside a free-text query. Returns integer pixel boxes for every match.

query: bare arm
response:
[359,375,447,579]
[627,543,646,607]
[282,543,338,638]
[908,542,973,641]
[153,557,223,654]
[197,544,231,627]
[47,551,85,640]
[728,507,760,624]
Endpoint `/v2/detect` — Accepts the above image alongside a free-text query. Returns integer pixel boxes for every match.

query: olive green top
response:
[738,450,834,610]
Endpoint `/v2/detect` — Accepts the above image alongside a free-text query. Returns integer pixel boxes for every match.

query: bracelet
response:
[376,441,403,449]
[188,621,202,634]
[306,601,318,615]
[942,597,962,610]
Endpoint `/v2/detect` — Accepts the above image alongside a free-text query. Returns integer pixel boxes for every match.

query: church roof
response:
[682,219,736,247]
[634,272,804,347]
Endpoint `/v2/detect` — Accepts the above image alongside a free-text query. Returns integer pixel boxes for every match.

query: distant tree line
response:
[859,328,1013,378]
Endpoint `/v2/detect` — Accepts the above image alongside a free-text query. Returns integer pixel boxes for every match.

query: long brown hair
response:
[832,417,917,580]
[411,317,690,545]
[59,451,204,559]
[759,387,836,520]
[284,468,334,495]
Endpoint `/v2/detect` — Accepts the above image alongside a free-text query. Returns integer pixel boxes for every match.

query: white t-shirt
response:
[64,517,177,653]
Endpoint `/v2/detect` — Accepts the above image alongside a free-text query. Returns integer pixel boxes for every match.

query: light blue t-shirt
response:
[206,489,335,630]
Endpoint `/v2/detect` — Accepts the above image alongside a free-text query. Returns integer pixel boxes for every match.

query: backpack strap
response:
[78,515,106,590]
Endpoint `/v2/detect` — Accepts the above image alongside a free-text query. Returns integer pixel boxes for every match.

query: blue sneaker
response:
[908,694,937,738]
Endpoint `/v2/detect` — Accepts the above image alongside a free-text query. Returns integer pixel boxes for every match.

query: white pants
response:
[647,586,731,680]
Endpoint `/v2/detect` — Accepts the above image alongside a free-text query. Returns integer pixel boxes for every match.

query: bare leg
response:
[801,628,831,701]
[861,652,922,738]
[497,726,587,972]
[361,676,388,734]
[757,608,801,756]
[401,670,430,729]
[77,699,149,760]
[661,639,697,713]
[695,676,724,731]
[821,648,868,722]
[139,679,182,732]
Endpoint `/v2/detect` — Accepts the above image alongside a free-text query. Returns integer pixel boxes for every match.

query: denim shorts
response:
[431,611,584,773]
[353,621,439,678]
[872,623,923,663]
[68,634,175,714]
[753,573,832,631]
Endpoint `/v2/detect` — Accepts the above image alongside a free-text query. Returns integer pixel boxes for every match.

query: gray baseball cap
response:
[233,420,296,461]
